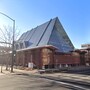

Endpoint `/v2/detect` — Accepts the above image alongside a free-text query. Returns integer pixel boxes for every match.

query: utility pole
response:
[0,12,15,73]
[11,20,15,72]
[0,52,3,73]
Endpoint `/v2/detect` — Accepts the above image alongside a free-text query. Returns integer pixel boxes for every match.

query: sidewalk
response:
[0,66,38,75]
[13,68,90,85]
[0,67,90,85]
[15,69,90,85]
[13,68,90,80]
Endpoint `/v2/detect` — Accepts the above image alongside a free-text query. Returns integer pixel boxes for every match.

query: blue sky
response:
[0,0,90,48]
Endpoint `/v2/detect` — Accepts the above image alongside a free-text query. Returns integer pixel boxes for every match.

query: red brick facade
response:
[15,46,80,69]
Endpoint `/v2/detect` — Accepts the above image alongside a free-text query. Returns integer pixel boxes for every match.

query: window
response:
[16,44,19,50]
[20,43,23,49]
[25,41,29,48]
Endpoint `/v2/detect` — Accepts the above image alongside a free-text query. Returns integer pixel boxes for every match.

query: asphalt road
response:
[0,73,72,90]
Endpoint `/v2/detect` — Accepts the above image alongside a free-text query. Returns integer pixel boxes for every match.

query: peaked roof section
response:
[17,17,74,52]
[47,17,74,52]
[18,17,56,46]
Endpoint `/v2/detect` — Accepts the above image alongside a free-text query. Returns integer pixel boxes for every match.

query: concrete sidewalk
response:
[0,67,90,85]
[13,68,90,85]
[13,68,90,81]
[14,69,90,84]
[0,66,38,75]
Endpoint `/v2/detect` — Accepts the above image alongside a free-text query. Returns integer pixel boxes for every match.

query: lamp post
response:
[0,12,15,72]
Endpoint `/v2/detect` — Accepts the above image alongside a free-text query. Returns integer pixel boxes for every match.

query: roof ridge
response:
[36,19,52,46]
[47,17,58,45]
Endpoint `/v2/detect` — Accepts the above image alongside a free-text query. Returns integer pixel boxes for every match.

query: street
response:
[0,73,71,90]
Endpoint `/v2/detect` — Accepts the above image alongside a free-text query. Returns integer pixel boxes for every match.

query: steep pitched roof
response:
[17,17,74,52]
[18,18,56,45]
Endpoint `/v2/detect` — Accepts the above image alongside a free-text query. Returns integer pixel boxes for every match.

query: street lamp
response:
[0,12,15,72]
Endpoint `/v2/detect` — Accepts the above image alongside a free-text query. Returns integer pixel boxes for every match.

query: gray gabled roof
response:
[18,17,56,47]
[17,17,74,52]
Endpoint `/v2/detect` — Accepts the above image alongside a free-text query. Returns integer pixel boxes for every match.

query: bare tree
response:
[0,25,20,71]
[0,25,20,46]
